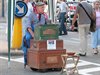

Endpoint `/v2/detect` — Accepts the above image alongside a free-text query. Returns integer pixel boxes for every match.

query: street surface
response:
[0,22,100,75]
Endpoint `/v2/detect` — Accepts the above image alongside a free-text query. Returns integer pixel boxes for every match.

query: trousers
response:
[22,25,34,65]
[78,24,90,54]
[59,12,67,35]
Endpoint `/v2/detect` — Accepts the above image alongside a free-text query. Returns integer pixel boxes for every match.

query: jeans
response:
[22,31,33,65]
[91,28,100,48]
[59,12,67,35]
[22,25,34,65]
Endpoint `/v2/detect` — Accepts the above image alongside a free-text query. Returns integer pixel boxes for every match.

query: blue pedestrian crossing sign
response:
[15,1,28,18]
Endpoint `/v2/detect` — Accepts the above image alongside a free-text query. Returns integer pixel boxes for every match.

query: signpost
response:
[11,1,28,49]
[15,1,28,18]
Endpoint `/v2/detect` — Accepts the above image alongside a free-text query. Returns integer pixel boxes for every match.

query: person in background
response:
[22,2,46,68]
[56,1,60,19]
[59,0,68,35]
[44,1,49,17]
[91,0,100,54]
[71,0,94,56]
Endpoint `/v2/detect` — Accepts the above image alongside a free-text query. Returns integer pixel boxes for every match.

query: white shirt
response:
[44,5,48,13]
[59,2,68,13]
[25,2,33,17]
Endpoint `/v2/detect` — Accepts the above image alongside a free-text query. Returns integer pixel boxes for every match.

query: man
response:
[22,0,33,68]
[59,0,68,35]
[22,2,46,68]
[72,0,94,56]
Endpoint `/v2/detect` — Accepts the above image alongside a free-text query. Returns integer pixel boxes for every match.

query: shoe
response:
[59,34,63,36]
[59,33,67,36]
[78,53,86,56]
[24,64,26,68]
[63,33,67,35]
[93,48,99,54]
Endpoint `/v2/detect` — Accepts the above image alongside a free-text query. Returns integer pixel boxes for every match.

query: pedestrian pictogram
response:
[15,1,28,18]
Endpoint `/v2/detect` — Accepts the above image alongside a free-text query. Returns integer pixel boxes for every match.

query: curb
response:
[0,50,23,56]
[0,17,6,23]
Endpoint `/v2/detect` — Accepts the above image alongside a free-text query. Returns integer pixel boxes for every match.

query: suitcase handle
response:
[33,43,37,48]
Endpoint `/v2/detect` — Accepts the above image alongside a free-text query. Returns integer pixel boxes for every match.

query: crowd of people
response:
[21,0,100,68]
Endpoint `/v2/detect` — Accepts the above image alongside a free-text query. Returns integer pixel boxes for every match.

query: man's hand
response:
[65,14,68,18]
[71,25,74,31]
[31,33,34,39]
[27,28,34,38]
[71,13,77,31]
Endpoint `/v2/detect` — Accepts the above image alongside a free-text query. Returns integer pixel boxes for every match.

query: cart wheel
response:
[54,68,62,71]
[38,69,48,73]
[30,67,38,71]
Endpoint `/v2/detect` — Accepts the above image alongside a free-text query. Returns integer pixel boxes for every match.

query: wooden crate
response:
[30,40,63,50]
[27,49,66,69]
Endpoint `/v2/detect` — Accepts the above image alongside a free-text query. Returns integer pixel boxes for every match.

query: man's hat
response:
[35,2,45,6]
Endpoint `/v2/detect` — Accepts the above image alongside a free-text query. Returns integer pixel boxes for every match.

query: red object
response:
[70,6,73,10]
[70,6,76,11]
[67,52,75,56]
[74,6,76,10]
[43,12,48,20]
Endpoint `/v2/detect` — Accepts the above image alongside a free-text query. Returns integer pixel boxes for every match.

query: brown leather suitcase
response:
[27,49,66,69]
[30,40,63,50]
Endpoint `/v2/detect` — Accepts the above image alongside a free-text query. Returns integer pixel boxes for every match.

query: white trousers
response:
[78,24,90,54]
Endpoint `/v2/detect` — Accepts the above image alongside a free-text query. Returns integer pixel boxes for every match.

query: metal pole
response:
[53,0,57,23]
[51,0,54,22]
[8,0,15,68]
[48,0,50,18]
[8,0,11,68]
[2,0,4,17]
[48,0,55,23]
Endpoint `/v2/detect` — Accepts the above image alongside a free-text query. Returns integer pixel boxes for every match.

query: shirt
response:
[26,12,46,30]
[25,2,33,17]
[75,1,93,24]
[59,2,68,13]
[96,11,100,28]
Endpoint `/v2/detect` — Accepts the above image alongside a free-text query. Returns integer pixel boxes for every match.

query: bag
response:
[79,3,96,32]
[90,20,96,32]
